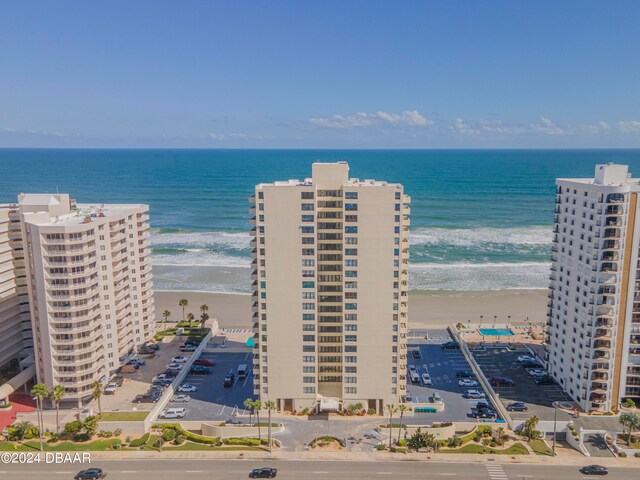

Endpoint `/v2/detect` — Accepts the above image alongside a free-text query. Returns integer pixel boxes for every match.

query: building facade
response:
[17,194,156,404]
[547,163,640,412]
[250,162,410,413]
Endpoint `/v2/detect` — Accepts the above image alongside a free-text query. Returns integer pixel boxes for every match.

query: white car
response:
[528,369,547,377]
[171,394,191,403]
[171,355,189,363]
[421,373,432,385]
[458,379,479,387]
[103,383,118,394]
[465,389,486,399]
[160,408,186,419]
[408,364,417,372]
[518,355,536,363]
[152,374,171,382]
[178,384,198,393]
[166,363,184,371]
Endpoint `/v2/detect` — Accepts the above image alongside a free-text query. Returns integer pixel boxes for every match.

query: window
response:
[345,259,357,267]
[301,215,314,222]
[345,313,357,320]
[345,377,357,383]
[302,335,315,342]
[302,281,315,288]
[303,345,315,352]
[301,192,314,199]
[345,335,357,342]
[303,324,315,331]
[345,248,357,255]
[303,376,315,383]
[303,387,316,394]
[345,282,357,289]
[345,270,357,277]
[345,203,358,211]
[345,237,357,244]
[301,226,314,233]
[345,356,357,363]
[302,237,314,244]
[302,203,314,211]
[302,292,315,299]
[345,226,358,234]
[303,313,315,320]
[302,248,315,255]
[302,259,315,267]
[303,366,316,373]
[302,270,315,277]
[345,192,358,199]
[303,355,315,362]
[345,303,357,310]
[302,303,315,310]
[395,192,401,200]
[345,345,357,352]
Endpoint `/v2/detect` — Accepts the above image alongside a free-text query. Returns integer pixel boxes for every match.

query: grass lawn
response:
[529,439,553,456]
[0,439,121,451]
[163,442,264,451]
[439,442,528,455]
[100,411,148,421]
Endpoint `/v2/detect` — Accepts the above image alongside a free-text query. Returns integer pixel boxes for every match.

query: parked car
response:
[441,341,459,349]
[160,408,186,419]
[133,393,160,403]
[528,369,547,377]
[223,373,235,387]
[456,370,474,379]
[178,383,198,393]
[458,379,479,387]
[580,465,608,475]
[250,467,277,478]
[171,394,191,403]
[194,358,215,367]
[472,409,496,419]
[152,378,172,387]
[411,350,422,359]
[408,364,417,372]
[431,392,442,403]
[103,383,118,394]
[490,377,514,387]
[522,361,543,369]
[167,363,184,371]
[110,375,124,387]
[517,355,537,363]
[152,374,172,382]
[475,401,492,410]
[421,373,432,385]
[74,468,106,480]
[535,376,555,385]
[464,389,486,399]
[171,355,189,363]
[190,365,211,375]
[507,402,528,412]
[131,358,146,366]
[161,369,179,377]
[180,345,197,352]
[147,343,160,351]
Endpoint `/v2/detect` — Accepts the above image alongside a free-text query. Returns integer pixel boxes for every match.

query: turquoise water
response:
[2,148,640,291]
[478,328,515,336]
[246,337,255,347]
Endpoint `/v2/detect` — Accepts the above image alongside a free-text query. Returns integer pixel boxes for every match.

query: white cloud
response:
[308,110,433,129]
[450,117,479,136]
[208,132,250,140]
[1,128,79,138]
[617,121,640,133]
[530,116,565,136]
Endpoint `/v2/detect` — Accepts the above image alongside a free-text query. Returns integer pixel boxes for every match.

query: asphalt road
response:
[0,459,635,480]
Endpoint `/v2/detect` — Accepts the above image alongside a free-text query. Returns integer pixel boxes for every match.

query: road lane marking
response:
[121,471,137,473]
[376,472,393,475]
[312,471,329,474]
[440,474,457,476]
[186,471,202,473]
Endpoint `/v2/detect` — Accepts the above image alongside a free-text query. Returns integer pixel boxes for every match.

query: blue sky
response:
[1,1,639,148]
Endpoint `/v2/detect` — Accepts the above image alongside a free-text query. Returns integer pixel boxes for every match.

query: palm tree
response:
[397,404,408,445]
[178,298,188,323]
[186,312,195,329]
[265,400,277,451]
[48,385,65,434]
[199,304,209,328]
[162,310,171,332]
[91,381,103,417]
[31,383,47,451]
[386,403,397,449]
[253,399,263,444]
[244,397,255,425]
[620,412,640,445]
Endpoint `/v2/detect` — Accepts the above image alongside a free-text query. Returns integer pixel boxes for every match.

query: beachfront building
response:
[249,162,410,413]
[0,204,34,403]
[547,163,640,412]
[16,194,156,405]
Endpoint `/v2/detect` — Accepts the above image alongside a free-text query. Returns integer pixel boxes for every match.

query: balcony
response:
[606,193,625,203]
[593,339,612,350]
[595,329,612,339]
[600,263,617,273]
[606,205,624,215]
[603,228,622,239]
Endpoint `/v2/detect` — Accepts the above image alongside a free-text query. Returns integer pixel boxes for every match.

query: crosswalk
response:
[485,464,507,480]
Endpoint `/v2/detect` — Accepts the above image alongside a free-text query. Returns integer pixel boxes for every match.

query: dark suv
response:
[456,370,474,379]
[535,376,555,385]
[490,377,514,387]
[224,373,235,387]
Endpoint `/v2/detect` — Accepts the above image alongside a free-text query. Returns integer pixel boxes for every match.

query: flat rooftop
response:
[23,203,146,227]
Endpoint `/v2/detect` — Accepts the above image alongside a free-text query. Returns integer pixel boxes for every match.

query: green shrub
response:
[174,435,185,445]
[376,443,386,451]
[223,437,268,446]
[162,429,177,442]
[113,429,122,436]
[447,436,463,448]
[74,433,90,442]
[129,433,150,448]
[619,451,627,458]
[367,408,377,415]
[182,430,219,445]
[634,452,640,458]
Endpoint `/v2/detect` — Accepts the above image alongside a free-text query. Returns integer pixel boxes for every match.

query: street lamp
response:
[480,315,483,327]
[493,315,497,328]
[507,315,511,329]
[32,396,43,452]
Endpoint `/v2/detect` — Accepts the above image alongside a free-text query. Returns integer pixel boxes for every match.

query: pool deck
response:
[458,322,546,352]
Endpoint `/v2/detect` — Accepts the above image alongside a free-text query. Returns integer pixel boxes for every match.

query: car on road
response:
[250,467,277,478]
[411,350,422,359]
[535,376,555,385]
[528,369,547,377]
[133,393,161,403]
[458,379,478,387]
[190,365,211,375]
[421,373,432,385]
[224,373,235,387]
[178,383,198,393]
[456,370,474,379]
[464,389,486,399]
[171,394,191,403]
[490,376,514,387]
[441,341,460,349]
[580,465,608,475]
[160,407,187,419]
[103,383,118,394]
[194,358,215,366]
[74,468,105,480]
[171,355,189,363]
[167,363,184,371]
[507,402,528,412]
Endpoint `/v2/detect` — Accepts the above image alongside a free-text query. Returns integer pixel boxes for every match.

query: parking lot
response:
[472,347,575,423]
[405,328,497,423]
[164,347,256,422]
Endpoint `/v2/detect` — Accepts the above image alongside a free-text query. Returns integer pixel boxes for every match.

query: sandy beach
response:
[154,289,547,329]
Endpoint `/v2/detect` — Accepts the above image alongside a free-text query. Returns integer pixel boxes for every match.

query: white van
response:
[160,408,186,419]
[237,364,248,378]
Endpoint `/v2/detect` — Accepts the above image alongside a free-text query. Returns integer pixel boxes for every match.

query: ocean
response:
[2,148,639,293]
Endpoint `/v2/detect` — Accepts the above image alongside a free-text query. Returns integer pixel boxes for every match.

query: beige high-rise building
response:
[547,164,640,412]
[250,162,410,413]
[16,194,156,404]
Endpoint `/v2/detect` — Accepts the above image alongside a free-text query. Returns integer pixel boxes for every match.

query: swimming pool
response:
[246,337,255,347]
[478,328,514,336]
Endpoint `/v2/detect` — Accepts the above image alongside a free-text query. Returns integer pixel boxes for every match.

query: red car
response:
[194,358,214,367]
